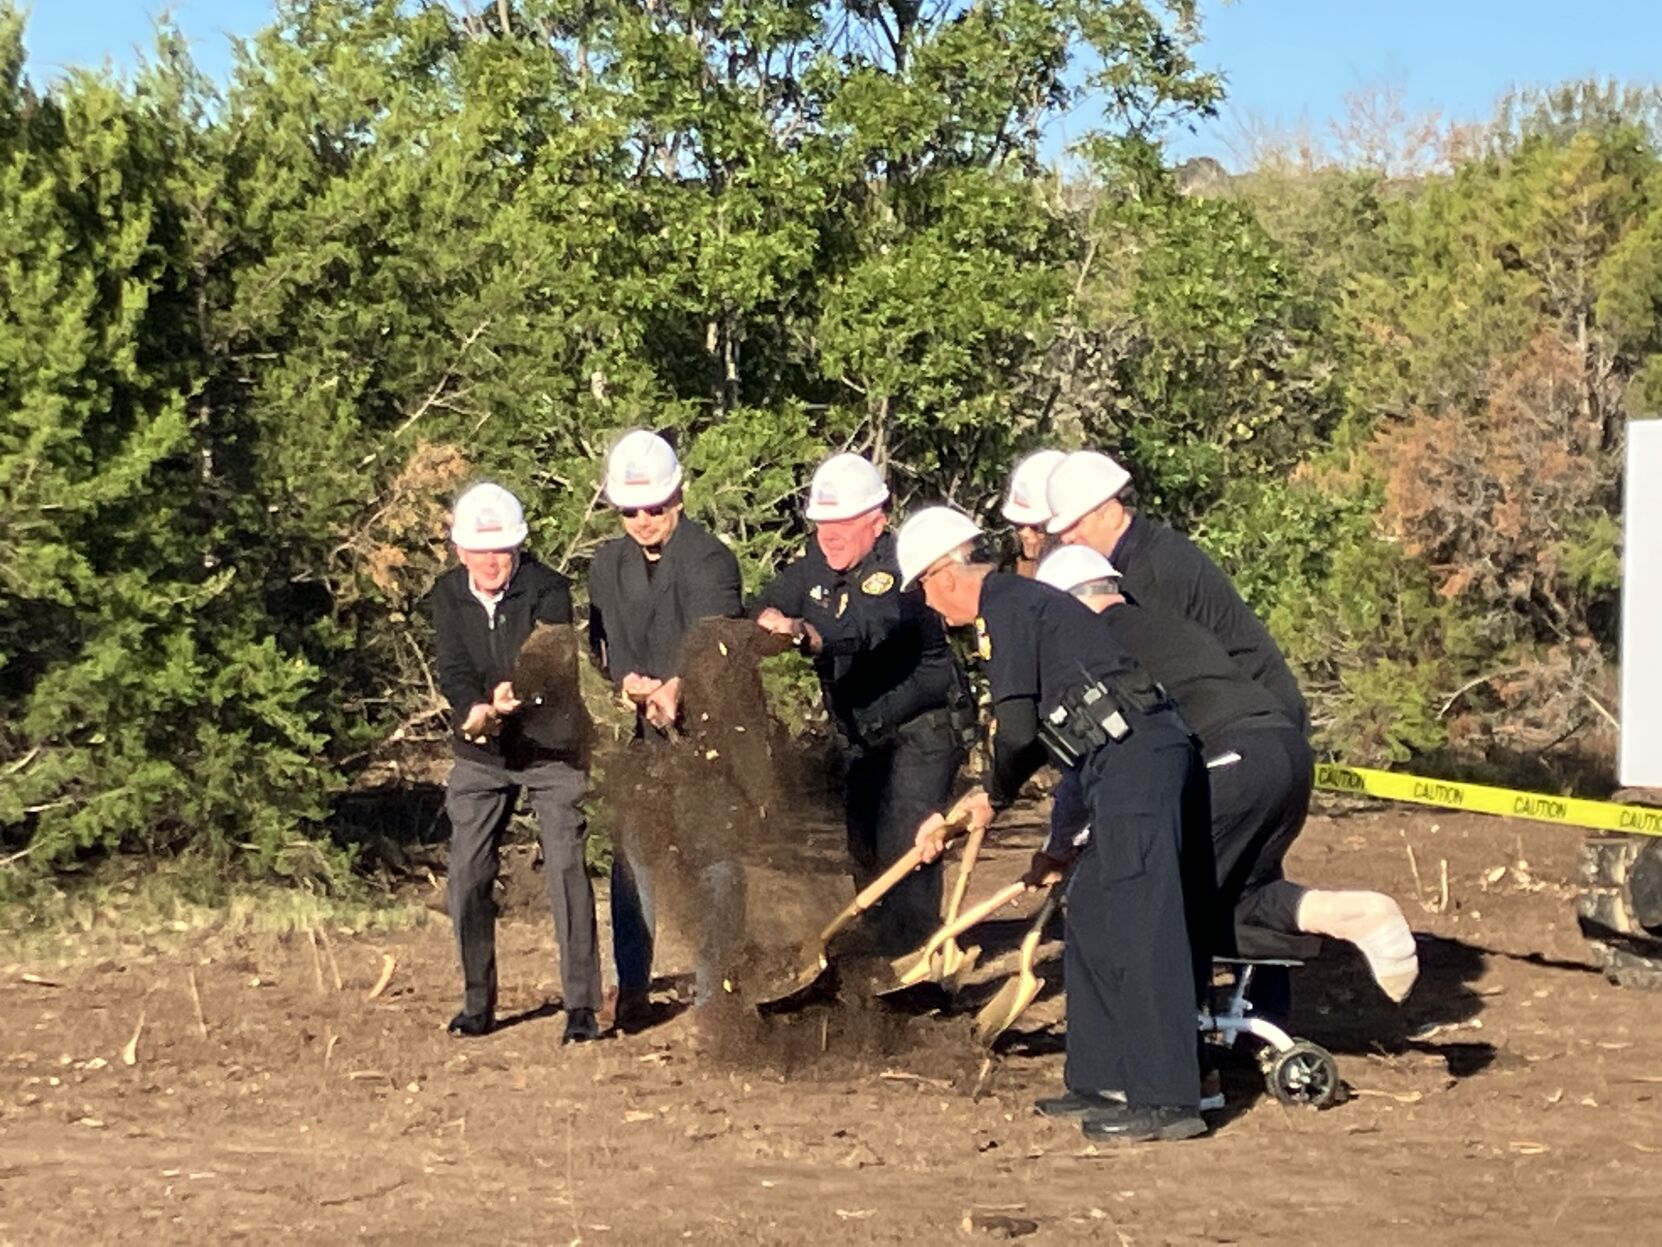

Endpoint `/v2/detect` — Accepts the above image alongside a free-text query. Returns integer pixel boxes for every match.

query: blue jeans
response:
[611,849,746,1006]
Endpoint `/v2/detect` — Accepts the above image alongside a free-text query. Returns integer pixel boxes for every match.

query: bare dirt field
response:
[4,801,1661,1245]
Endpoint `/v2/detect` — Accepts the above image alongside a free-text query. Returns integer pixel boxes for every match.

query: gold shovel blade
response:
[973,970,1045,1045]
[751,948,831,1008]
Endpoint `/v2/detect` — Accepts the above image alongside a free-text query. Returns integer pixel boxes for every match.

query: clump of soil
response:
[603,619,794,862]
[510,621,596,767]
[599,618,871,1036]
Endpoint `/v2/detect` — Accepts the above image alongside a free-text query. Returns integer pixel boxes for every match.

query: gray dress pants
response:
[445,756,602,1018]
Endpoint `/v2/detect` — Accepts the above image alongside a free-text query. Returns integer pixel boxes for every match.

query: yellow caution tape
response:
[1314,763,1662,838]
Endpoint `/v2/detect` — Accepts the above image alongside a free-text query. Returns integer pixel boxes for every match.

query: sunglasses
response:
[618,504,671,519]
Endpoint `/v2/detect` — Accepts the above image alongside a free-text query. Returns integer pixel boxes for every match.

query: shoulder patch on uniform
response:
[975,617,992,661]
[861,571,894,596]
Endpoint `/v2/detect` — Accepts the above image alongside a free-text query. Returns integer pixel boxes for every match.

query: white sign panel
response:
[1621,420,1662,787]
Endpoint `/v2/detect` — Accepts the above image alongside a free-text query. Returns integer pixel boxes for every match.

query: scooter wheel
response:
[1266,1041,1342,1109]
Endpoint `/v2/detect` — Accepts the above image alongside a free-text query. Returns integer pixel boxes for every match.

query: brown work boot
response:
[599,986,654,1034]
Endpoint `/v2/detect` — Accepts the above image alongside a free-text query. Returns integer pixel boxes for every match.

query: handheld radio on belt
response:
[1038,665,1172,768]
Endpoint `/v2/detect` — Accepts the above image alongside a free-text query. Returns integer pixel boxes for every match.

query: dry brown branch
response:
[318,928,344,992]
[308,928,326,993]
[121,1006,146,1067]
[187,970,208,1039]
[366,954,397,1001]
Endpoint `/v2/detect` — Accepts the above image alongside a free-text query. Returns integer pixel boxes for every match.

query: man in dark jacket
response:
[1045,450,1309,733]
[898,505,1210,1145]
[431,482,602,1043]
[587,430,745,1029]
[753,452,971,954]
[1033,545,1419,1005]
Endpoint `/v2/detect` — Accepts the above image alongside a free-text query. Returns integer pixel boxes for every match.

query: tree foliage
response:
[0,0,1648,882]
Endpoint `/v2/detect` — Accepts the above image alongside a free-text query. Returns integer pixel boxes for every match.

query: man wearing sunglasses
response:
[587,429,745,1032]
[753,453,973,955]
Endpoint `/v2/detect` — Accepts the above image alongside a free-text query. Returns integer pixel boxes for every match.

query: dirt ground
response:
[4,800,1661,1246]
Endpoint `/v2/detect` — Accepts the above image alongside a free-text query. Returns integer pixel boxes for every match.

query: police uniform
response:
[431,556,601,1024]
[1108,515,1309,732]
[753,531,969,952]
[588,517,745,998]
[1102,600,1314,957]
[978,573,1208,1110]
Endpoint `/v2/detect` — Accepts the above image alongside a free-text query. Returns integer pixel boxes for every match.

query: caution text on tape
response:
[1314,764,1662,838]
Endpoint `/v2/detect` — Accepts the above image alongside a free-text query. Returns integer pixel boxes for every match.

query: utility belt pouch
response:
[1038,680,1132,768]
[946,672,982,750]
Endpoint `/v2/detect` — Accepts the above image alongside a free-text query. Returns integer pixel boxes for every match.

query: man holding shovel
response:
[430,482,603,1044]
[897,506,1211,1145]
[753,452,974,956]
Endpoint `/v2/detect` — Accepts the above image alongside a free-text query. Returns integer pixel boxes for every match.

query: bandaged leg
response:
[1296,890,1419,1003]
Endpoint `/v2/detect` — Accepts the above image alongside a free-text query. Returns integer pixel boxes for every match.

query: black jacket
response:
[1104,599,1290,745]
[586,518,744,685]
[752,531,967,748]
[429,555,580,769]
[1109,515,1309,731]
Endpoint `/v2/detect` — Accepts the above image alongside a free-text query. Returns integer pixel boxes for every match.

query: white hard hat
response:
[1045,450,1131,534]
[1035,545,1122,593]
[1001,448,1067,525]
[604,429,684,508]
[896,506,983,590]
[805,452,889,522]
[451,482,529,551]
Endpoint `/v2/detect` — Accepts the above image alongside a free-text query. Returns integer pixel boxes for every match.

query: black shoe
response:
[1081,1104,1208,1143]
[1034,1089,1125,1119]
[562,1007,601,1045]
[447,1010,493,1038]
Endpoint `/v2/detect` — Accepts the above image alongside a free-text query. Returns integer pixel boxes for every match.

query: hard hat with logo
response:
[805,452,890,522]
[451,482,529,551]
[1035,545,1122,594]
[896,506,984,590]
[1045,450,1131,534]
[1001,448,1067,526]
[604,429,684,508]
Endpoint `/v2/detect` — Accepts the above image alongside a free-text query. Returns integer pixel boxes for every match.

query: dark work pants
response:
[1063,712,1207,1110]
[446,756,602,1018]
[1206,719,1313,944]
[1205,720,1312,1020]
[842,713,964,955]
[610,727,747,1002]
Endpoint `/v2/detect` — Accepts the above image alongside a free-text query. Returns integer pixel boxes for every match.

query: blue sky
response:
[19,0,1662,167]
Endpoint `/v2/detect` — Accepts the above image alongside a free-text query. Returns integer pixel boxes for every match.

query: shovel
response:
[973,887,1061,1046]
[751,842,931,1009]
[929,822,988,992]
[882,880,1028,992]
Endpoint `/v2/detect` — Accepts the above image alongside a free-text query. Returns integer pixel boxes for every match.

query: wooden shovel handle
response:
[815,811,973,945]
[815,845,924,943]
[942,822,986,925]
[920,881,1028,958]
